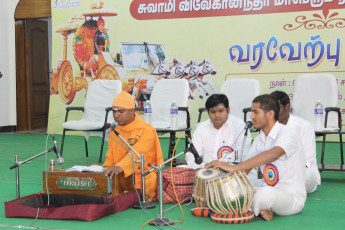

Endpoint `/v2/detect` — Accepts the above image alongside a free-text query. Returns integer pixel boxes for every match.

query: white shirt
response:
[246,122,306,205]
[185,115,252,166]
[287,114,321,185]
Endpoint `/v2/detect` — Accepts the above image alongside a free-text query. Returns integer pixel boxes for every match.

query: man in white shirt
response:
[185,94,252,167]
[271,90,321,193]
[206,94,306,221]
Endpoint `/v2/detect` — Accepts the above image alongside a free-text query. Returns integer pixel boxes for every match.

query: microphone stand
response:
[238,126,250,162]
[239,127,249,162]
[112,130,155,209]
[144,149,189,226]
[9,146,56,199]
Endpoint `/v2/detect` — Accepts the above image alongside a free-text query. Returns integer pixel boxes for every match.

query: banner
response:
[130,0,345,19]
[48,0,345,135]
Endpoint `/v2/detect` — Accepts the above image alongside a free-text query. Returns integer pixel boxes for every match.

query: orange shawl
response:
[103,114,163,201]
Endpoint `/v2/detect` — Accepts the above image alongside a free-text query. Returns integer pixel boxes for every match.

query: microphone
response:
[245,121,253,129]
[186,137,203,164]
[244,121,253,137]
[108,123,120,136]
[52,136,64,165]
[108,123,117,133]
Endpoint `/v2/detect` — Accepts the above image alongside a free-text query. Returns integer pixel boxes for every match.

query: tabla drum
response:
[192,168,220,208]
[204,170,255,216]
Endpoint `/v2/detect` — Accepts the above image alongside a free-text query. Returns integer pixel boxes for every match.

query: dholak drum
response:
[204,170,255,216]
[192,168,220,207]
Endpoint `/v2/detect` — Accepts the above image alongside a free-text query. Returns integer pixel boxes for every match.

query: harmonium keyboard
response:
[43,169,134,197]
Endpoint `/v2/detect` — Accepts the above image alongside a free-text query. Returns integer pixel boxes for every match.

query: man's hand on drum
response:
[103,166,123,177]
[205,160,237,172]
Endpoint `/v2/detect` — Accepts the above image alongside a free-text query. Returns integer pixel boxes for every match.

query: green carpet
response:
[0,134,345,230]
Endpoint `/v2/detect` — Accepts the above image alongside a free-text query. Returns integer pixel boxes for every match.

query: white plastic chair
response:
[61,79,122,163]
[292,73,343,171]
[220,78,261,122]
[198,78,260,122]
[150,79,189,129]
[149,79,191,162]
[292,73,339,128]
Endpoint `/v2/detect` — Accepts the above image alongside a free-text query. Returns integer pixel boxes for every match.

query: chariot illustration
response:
[50,1,217,106]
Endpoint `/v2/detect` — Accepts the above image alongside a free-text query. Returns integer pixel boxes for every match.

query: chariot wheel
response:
[96,64,119,80]
[57,60,76,105]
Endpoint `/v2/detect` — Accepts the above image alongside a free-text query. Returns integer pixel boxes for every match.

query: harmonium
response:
[43,169,135,197]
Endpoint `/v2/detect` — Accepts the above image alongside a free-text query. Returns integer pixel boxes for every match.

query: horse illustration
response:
[195,59,218,96]
[182,60,208,99]
[166,59,185,79]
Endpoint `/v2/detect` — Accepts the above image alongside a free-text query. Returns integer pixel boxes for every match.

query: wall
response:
[0,0,19,129]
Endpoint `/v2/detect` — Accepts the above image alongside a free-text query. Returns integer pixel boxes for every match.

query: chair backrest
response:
[150,79,189,129]
[83,80,122,123]
[220,78,260,121]
[292,73,338,128]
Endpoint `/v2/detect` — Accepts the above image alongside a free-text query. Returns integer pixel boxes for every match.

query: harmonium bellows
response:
[43,170,134,197]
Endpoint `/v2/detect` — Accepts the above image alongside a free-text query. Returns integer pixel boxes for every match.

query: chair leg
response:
[84,137,88,157]
[320,134,326,171]
[185,130,191,149]
[340,133,343,170]
[99,129,107,163]
[169,131,176,160]
[60,129,66,156]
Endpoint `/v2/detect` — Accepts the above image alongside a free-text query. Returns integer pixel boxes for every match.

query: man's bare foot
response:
[260,209,274,221]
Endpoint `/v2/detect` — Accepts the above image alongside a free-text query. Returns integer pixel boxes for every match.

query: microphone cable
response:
[162,134,188,230]
[168,134,188,226]
[230,127,246,151]
[221,123,250,162]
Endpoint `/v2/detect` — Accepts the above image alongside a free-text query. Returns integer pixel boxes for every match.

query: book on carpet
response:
[65,165,104,173]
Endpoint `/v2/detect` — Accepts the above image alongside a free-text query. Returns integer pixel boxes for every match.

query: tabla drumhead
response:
[196,168,220,180]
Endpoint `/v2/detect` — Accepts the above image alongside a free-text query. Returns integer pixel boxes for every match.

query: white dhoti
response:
[252,186,304,216]
[306,167,319,193]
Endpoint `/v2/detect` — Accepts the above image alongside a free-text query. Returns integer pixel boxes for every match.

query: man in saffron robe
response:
[103,91,164,202]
